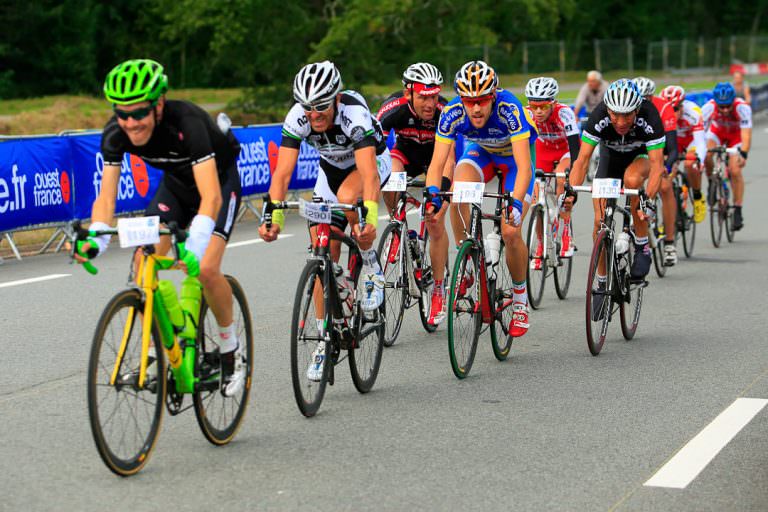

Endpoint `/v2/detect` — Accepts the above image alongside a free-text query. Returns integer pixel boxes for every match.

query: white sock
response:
[513,281,527,305]
[316,318,325,335]
[360,248,380,271]
[634,236,648,246]
[217,323,238,353]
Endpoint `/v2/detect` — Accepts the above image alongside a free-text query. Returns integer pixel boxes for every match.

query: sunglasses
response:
[300,99,334,113]
[114,105,154,121]
[716,104,733,110]
[528,101,554,111]
[461,95,494,108]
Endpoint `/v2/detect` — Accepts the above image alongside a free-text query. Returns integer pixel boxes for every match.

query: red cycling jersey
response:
[702,98,752,147]
[651,96,677,133]
[525,102,578,172]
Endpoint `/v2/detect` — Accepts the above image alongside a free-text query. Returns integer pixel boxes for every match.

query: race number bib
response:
[381,171,407,191]
[117,216,160,248]
[452,181,484,203]
[298,199,332,224]
[592,178,622,198]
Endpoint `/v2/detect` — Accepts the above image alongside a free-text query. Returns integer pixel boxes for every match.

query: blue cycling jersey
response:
[435,88,538,156]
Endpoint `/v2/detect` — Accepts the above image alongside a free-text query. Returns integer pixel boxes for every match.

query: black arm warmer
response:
[664,129,678,170]
[566,133,581,163]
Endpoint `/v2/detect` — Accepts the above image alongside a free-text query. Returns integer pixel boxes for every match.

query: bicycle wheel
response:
[709,180,723,248]
[554,219,573,299]
[348,287,385,394]
[650,198,666,278]
[585,230,612,356]
[490,240,514,361]
[417,229,439,334]
[290,260,329,417]
[679,180,696,258]
[526,206,546,309]
[620,249,643,340]
[377,222,407,346]
[87,289,166,476]
[447,240,482,378]
[193,275,254,445]
[724,187,735,243]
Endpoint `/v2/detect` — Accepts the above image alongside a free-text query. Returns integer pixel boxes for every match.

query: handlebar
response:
[707,146,740,155]
[571,185,641,196]
[261,194,367,231]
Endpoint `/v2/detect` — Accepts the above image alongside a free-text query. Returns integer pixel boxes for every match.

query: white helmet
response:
[454,60,498,97]
[402,62,443,87]
[293,61,342,106]
[524,77,559,101]
[604,79,644,114]
[633,76,656,97]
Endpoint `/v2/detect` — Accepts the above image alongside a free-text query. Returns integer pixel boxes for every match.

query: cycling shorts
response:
[390,144,430,178]
[146,163,241,241]
[705,130,742,149]
[595,147,648,181]
[535,141,571,174]
[457,142,534,202]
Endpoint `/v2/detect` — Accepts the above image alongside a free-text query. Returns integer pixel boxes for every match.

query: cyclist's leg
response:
[659,163,678,264]
[624,155,653,278]
[143,178,191,266]
[728,141,746,229]
[447,143,491,246]
[427,156,453,285]
[704,132,720,181]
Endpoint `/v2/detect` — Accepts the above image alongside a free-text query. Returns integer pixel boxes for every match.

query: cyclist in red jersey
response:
[524,77,580,268]
[702,82,751,230]
[635,77,679,265]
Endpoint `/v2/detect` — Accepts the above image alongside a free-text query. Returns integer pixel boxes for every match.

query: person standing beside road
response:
[732,71,752,104]
[74,59,246,396]
[573,70,609,118]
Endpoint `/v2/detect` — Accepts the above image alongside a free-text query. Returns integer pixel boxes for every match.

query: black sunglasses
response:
[114,105,154,121]
[300,99,334,112]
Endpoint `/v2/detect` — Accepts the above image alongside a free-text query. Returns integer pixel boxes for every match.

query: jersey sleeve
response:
[100,118,127,166]
[376,94,405,132]
[701,102,715,128]
[581,106,605,146]
[178,115,216,166]
[558,105,580,137]
[436,102,465,144]
[736,103,753,128]
[280,104,309,149]
[643,103,666,151]
[341,104,378,150]
[661,104,677,133]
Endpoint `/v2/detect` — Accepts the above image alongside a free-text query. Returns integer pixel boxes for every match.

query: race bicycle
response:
[573,181,650,356]
[377,176,448,345]
[707,146,738,247]
[69,220,253,476]
[263,198,385,417]
[440,170,517,379]
[526,169,573,308]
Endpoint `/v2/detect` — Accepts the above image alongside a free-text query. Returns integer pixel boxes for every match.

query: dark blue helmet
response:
[712,82,736,106]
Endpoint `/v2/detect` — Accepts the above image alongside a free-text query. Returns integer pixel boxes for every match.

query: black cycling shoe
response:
[630,243,651,280]
[733,207,744,231]
[591,283,608,321]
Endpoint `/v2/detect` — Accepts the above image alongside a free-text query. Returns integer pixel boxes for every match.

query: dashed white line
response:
[644,397,768,489]
[227,234,294,248]
[0,273,71,289]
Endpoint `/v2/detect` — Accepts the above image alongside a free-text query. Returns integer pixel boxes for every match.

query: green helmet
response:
[103,59,168,105]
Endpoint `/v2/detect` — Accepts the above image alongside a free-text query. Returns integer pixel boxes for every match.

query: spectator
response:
[574,70,608,118]
[733,70,752,104]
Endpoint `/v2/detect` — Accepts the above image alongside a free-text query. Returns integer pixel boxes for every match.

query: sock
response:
[513,280,527,304]
[316,318,325,335]
[597,274,607,285]
[693,189,702,200]
[360,248,380,272]
[433,279,444,296]
[218,323,238,353]
[634,235,648,246]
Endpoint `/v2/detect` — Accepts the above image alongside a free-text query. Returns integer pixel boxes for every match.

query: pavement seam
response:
[0,371,83,404]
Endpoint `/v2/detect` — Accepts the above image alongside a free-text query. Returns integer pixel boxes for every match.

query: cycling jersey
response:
[377,91,447,177]
[702,98,752,147]
[101,100,242,189]
[525,102,579,173]
[651,96,677,133]
[675,100,707,162]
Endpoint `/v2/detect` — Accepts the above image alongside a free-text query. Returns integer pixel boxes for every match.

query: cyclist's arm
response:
[568,140,595,186]
[664,129,678,172]
[646,147,665,198]
[353,145,380,203]
[567,134,581,163]
[510,137,532,204]
[741,127,752,154]
[90,164,120,224]
[191,158,223,219]
[693,129,707,163]
[441,141,456,181]
[267,146,300,201]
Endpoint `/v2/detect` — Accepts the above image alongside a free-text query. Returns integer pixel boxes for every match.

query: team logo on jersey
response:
[350,126,366,143]
[129,154,150,198]
[498,102,522,133]
[488,128,503,136]
[408,118,415,125]
[635,118,655,135]
[336,134,348,145]
[438,104,464,135]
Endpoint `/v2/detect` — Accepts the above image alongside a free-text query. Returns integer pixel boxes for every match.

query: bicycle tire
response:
[193,275,254,445]
[526,206,546,309]
[620,248,643,340]
[447,240,482,378]
[490,239,514,361]
[585,230,612,356]
[679,179,696,258]
[724,187,735,243]
[554,219,573,299]
[416,229,440,334]
[348,296,385,394]
[709,179,723,248]
[290,260,330,417]
[651,198,667,278]
[377,222,408,346]
[87,289,166,476]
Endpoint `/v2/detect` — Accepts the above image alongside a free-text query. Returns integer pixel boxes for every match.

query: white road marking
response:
[644,397,768,489]
[227,234,294,248]
[0,273,71,289]
[378,209,420,220]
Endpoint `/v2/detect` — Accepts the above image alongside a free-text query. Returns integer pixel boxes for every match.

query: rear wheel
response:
[619,250,643,340]
[377,222,407,346]
[416,229,440,333]
[349,268,385,393]
[490,240,514,361]
[651,198,666,278]
[724,186,735,243]
[709,179,723,248]
[554,219,573,299]
[447,240,482,378]
[679,179,696,258]
[586,230,612,356]
[193,275,254,445]
[526,206,546,309]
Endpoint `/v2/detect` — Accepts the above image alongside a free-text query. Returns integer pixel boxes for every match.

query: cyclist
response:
[377,62,455,326]
[660,85,707,224]
[258,61,390,380]
[74,59,245,396]
[635,76,679,266]
[569,79,666,315]
[702,82,751,231]
[524,77,580,268]
[424,60,537,338]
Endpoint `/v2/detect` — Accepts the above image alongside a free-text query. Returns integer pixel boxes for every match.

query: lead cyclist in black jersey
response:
[258,61,390,381]
[74,59,245,396]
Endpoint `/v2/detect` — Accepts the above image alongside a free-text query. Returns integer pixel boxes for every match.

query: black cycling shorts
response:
[145,163,242,241]
[391,142,430,178]
[596,146,648,181]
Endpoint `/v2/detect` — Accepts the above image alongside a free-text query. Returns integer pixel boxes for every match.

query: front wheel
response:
[679,180,696,258]
[619,249,643,340]
[526,206,546,309]
[709,180,723,248]
[193,275,254,445]
[447,240,482,378]
[586,230,612,356]
[416,229,440,334]
[651,198,666,278]
[490,240,514,361]
[554,219,573,299]
[87,289,166,476]
[377,222,408,346]
[348,300,384,394]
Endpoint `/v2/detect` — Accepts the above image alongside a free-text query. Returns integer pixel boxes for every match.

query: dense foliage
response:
[0,0,765,98]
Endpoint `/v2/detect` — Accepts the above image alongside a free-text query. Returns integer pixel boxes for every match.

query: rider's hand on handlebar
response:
[258,222,281,242]
[353,223,377,246]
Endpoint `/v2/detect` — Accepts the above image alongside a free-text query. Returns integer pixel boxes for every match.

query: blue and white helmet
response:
[604,79,644,113]
[633,76,656,97]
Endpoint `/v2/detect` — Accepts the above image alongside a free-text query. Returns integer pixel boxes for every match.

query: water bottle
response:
[484,233,501,280]
[179,276,202,339]
[157,280,184,330]
[615,231,630,255]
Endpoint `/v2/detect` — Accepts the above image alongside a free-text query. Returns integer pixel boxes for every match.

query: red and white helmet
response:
[660,85,685,108]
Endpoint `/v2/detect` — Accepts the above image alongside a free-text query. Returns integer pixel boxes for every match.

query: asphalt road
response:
[2,131,767,511]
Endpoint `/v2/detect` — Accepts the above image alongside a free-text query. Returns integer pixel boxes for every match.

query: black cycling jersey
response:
[377,91,447,175]
[101,100,241,189]
[581,99,666,154]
